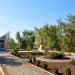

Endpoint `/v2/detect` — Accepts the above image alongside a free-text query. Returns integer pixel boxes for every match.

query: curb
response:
[0,65,5,75]
[0,64,9,75]
[28,62,55,75]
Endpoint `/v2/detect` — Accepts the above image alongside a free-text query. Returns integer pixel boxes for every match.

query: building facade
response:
[0,35,6,49]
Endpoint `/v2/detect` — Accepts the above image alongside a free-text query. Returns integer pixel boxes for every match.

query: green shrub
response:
[12,47,19,56]
[31,52,43,55]
[27,55,29,59]
[37,60,40,67]
[70,59,75,65]
[50,52,65,59]
[29,58,32,63]
[43,63,48,70]
[37,52,43,55]
[66,68,71,75]
[54,67,59,74]
[33,57,36,62]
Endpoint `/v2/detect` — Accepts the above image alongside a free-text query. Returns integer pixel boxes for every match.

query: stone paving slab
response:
[0,52,54,75]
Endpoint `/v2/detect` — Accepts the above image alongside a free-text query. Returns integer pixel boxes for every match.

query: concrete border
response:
[0,65,5,75]
[28,62,55,75]
[0,64,9,75]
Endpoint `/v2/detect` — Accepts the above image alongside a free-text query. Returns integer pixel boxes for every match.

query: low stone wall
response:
[18,52,31,59]
[18,51,45,59]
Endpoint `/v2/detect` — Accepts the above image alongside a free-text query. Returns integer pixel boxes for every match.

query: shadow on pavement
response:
[0,56,23,66]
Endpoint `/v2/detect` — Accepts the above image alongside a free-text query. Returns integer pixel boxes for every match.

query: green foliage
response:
[6,32,16,50]
[50,52,65,59]
[54,67,59,74]
[37,60,40,67]
[66,68,71,75]
[43,63,48,70]
[29,58,32,63]
[16,32,21,46]
[35,24,61,51]
[35,15,75,52]
[33,57,36,62]
[27,55,29,59]
[70,59,75,65]
[16,30,35,50]
[7,15,75,52]
[30,52,43,55]
[12,47,19,56]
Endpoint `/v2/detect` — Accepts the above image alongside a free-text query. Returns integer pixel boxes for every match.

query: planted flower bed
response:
[28,58,75,75]
[27,51,75,75]
[49,52,65,59]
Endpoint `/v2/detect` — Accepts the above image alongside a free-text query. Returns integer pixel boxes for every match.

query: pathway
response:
[0,52,54,75]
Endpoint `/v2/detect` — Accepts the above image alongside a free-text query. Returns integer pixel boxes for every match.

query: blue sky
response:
[0,0,75,39]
